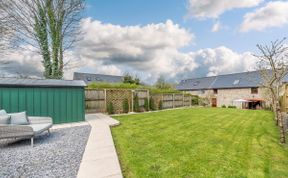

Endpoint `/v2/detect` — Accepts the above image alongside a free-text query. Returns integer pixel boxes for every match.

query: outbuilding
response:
[0,78,86,124]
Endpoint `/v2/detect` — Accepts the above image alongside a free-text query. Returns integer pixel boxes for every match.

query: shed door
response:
[211,98,217,107]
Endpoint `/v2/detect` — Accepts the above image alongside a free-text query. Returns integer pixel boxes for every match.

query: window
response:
[193,81,200,86]
[251,87,258,94]
[213,89,218,94]
[233,80,240,85]
[95,77,102,81]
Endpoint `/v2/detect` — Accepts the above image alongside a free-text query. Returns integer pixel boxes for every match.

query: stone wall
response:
[216,88,267,108]
[187,87,269,108]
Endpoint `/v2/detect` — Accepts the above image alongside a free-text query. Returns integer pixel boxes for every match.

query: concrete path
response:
[77,114,123,178]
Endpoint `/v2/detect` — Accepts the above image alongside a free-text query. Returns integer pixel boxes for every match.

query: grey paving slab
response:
[77,114,123,178]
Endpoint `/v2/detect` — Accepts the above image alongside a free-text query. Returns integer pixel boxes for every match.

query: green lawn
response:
[112,108,288,178]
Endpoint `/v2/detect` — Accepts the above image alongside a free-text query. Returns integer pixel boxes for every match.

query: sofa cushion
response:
[9,111,29,125]
[0,115,10,124]
[29,123,52,135]
[0,109,7,116]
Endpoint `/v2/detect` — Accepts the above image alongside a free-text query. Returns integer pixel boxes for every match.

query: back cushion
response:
[10,111,29,125]
[0,109,7,116]
[0,115,10,124]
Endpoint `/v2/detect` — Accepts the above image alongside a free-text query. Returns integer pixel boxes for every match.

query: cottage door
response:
[211,98,217,107]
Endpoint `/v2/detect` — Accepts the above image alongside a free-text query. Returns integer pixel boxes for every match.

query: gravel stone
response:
[0,125,91,178]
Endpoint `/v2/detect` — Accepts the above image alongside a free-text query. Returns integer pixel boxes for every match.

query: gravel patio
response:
[0,125,91,178]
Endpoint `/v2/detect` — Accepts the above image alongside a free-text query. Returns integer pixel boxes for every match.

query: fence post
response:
[173,93,175,108]
[182,91,184,107]
[190,95,192,107]
[162,94,164,110]
[147,90,150,110]
[104,89,107,112]
[131,90,134,112]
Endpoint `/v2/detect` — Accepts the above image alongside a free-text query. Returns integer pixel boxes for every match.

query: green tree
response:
[158,100,163,110]
[107,102,114,114]
[122,98,129,113]
[149,97,156,111]
[123,73,134,84]
[133,94,140,112]
[123,73,141,85]
[155,75,173,89]
[144,98,149,111]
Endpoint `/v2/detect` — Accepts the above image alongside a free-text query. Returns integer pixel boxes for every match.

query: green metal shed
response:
[0,78,86,124]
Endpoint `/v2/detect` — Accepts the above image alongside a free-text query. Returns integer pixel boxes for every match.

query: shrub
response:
[221,105,226,108]
[122,98,129,113]
[87,82,139,89]
[158,100,163,110]
[107,102,114,114]
[199,97,210,107]
[228,105,236,108]
[191,95,199,105]
[149,97,156,111]
[144,98,149,111]
[133,94,140,112]
[264,105,272,111]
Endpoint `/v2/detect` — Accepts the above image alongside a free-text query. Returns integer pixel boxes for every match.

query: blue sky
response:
[85,0,287,53]
[2,0,288,83]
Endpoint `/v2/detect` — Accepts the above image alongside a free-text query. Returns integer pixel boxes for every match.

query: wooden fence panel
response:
[85,89,105,100]
[162,94,173,109]
[85,89,106,113]
[85,89,191,114]
[184,96,191,106]
[174,94,183,101]
[135,90,148,107]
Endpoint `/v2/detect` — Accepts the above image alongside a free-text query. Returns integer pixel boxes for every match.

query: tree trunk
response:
[34,2,51,78]
[275,100,286,143]
[270,87,285,143]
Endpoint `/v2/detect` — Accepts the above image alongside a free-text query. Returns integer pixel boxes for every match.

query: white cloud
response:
[75,18,198,83]
[186,0,262,19]
[211,21,222,32]
[240,1,288,32]
[0,45,43,78]
[1,19,258,83]
[192,46,257,77]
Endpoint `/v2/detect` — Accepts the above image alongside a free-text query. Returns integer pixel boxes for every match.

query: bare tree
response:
[0,0,84,79]
[254,38,288,144]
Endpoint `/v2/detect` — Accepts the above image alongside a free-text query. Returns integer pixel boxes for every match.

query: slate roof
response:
[73,72,123,84]
[176,70,288,91]
[0,78,86,87]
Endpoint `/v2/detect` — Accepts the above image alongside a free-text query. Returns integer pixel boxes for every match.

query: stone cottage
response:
[176,71,277,109]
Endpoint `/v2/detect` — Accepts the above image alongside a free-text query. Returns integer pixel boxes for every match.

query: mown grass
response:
[112,108,288,178]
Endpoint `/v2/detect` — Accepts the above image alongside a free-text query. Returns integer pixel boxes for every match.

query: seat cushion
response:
[10,111,29,125]
[0,115,10,124]
[29,123,52,135]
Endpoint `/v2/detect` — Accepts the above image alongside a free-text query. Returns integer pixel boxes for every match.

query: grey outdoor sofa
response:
[0,110,53,147]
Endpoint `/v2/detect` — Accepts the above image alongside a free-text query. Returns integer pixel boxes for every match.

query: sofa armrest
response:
[0,125,33,139]
[28,117,53,124]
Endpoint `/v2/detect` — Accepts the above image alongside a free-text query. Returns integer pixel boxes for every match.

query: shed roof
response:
[176,70,288,91]
[0,78,86,87]
[73,72,123,84]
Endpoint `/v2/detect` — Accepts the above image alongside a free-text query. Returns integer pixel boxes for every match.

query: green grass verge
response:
[112,108,288,178]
